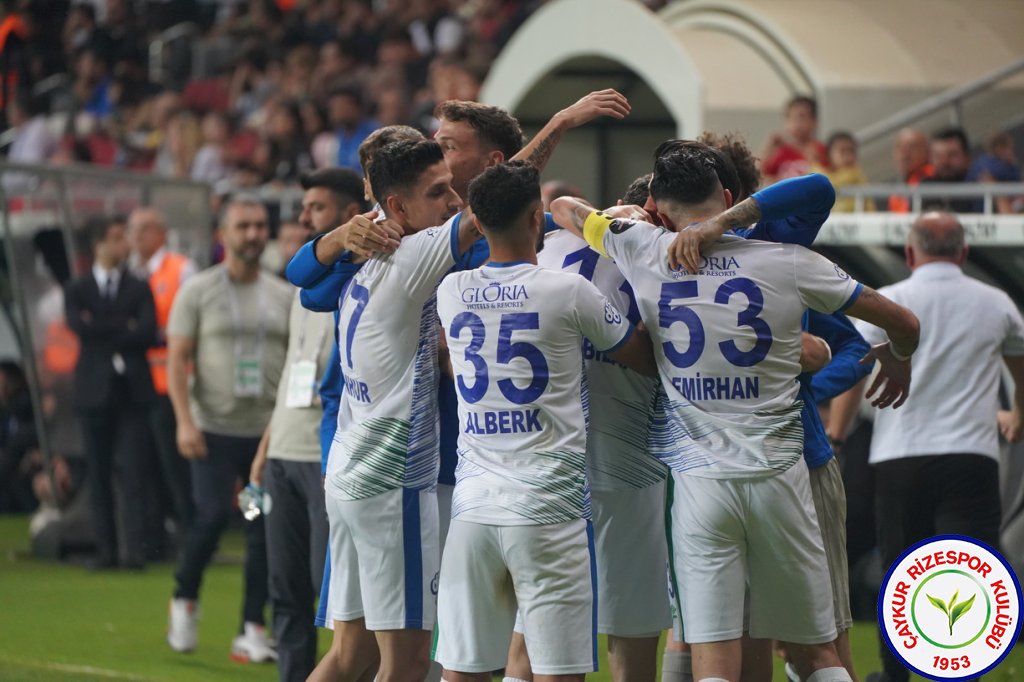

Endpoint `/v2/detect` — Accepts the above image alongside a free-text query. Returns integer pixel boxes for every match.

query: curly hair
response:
[697,131,762,201]
[467,161,540,233]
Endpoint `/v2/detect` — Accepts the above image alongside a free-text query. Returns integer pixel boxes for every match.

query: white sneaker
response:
[167,598,199,653]
[230,622,278,663]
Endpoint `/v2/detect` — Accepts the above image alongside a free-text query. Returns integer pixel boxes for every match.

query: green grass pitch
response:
[0,515,1020,681]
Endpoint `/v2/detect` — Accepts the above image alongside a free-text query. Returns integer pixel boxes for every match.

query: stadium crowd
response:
[2,3,1024,682]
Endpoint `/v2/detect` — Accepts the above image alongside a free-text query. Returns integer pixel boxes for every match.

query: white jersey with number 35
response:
[437,262,633,525]
[583,212,862,479]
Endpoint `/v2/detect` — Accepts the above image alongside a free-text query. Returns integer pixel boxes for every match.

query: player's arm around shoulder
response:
[550,196,655,261]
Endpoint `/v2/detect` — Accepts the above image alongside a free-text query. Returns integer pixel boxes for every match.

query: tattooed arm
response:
[550,196,596,240]
[666,196,764,272]
[511,90,630,171]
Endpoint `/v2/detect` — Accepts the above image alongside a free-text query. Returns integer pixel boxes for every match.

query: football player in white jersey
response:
[434,162,657,682]
[320,138,481,682]
[553,146,920,682]
[523,189,668,682]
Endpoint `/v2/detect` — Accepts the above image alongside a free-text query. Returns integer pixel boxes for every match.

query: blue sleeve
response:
[739,174,835,247]
[544,212,561,233]
[804,309,874,402]
[286,237,333,288]
[299,260,363,312]
[319,315,342,475]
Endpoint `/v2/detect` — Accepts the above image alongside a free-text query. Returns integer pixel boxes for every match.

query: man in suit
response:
[64,215,157,570]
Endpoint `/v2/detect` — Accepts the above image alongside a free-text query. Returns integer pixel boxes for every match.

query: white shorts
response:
[325,487,439,631]
[668,464,837,645]
[592,483,671,636]
[809,458,853,632]
[435,519,597,675]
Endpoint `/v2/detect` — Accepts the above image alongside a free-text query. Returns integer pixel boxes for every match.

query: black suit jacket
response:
[64,268,158,411]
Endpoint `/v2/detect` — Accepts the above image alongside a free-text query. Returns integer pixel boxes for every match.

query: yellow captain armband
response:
[583,210,615,257]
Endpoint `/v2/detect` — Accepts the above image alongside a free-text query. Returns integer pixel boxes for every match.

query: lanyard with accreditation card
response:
[285,308,329,408]
[222,268,267,398]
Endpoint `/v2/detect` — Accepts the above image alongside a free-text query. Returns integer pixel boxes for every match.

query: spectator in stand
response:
[154,110,202,179]
[408,0,465,58]
[540,179,583,211]
[921,127,976,213]
[759,95,829,184]
[855,212,1024,682]
[826,131,874,212]
[258,99,314,185]
[127,207,198,536]
[888,127,934,213]
[64,215,157,570]
[72,44,113,120]
[321,85,378,174]
[191,111,233,184]
[165,197,293,661]
[0,360,38,513]
[968,130,1021,214]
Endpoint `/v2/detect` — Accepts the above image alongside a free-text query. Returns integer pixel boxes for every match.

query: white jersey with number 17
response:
[538,230,665,491]
[437,262,633,526]
[325,216,459,501]
[583,212,862,480]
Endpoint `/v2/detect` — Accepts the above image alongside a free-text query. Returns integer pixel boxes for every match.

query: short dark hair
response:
[300,168,368,211]
[358,125,425,175]
[826,130,856,151]
[932,127,969,153]
[697,131,761,201]
[84,214,125,247]
[786,95,817,119]
[328,85,363,110]
[368,140,446,206]
[435,100,524,159]
[654,139,739,203]
[468,161,540,233]
[622,173,652,206]
[649,146,721,206]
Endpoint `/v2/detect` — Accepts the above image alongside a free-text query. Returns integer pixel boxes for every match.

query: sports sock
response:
[661,648,693,682]
[806,667,853,682]
[503,678,531,682]
[696,678,729,682]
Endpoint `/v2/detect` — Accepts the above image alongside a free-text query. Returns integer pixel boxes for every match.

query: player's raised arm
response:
[843,287,921,409]
[512,89,630,172]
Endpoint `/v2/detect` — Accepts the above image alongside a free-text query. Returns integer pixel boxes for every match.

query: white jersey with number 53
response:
[583,212,862,479]
[437,262,633,525]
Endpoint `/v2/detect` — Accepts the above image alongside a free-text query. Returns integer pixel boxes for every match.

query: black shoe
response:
[866,672,908,682]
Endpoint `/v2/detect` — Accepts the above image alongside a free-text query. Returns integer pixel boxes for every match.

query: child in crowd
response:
[826,131,874,211]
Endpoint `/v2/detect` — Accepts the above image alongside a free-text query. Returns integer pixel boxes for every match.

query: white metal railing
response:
[837,182,1024,215]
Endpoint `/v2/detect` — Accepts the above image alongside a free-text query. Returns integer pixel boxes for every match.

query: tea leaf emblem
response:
[928,589,976,636]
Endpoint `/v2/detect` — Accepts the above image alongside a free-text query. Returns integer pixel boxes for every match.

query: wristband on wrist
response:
[888,343,912,362]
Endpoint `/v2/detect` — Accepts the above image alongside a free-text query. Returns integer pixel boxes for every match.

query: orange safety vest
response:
[146,252,189,395]
[888,164,935,213]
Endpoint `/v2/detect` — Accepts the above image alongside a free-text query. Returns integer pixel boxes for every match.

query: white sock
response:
[696,678,729,682]
[662,649,693,682]
[806,668,852,682]
[503,678,531,682]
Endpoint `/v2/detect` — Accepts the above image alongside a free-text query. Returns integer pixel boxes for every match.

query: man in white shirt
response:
[554,145,920,682]
[434,161,656,682]
[854,211,1024,682]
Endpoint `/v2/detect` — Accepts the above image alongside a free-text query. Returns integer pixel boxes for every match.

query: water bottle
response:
[238,484,273,521]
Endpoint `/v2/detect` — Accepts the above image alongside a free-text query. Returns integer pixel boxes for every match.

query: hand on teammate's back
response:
[338,209,403,259]
[667,217,728,273]
[553,89,631,129]
[861,342,912,409]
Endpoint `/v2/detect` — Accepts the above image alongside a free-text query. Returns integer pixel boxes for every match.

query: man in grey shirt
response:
[165,197,294,662]
[249,168,367,682]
